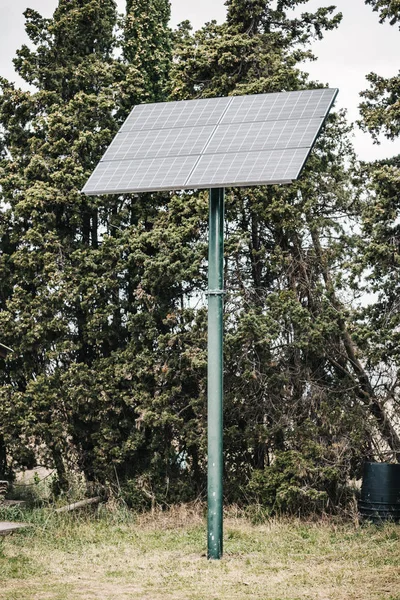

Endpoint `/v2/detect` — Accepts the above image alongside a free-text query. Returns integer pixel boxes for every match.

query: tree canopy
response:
[0,0,399,512]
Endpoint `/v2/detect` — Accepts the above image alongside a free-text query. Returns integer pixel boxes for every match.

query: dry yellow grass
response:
[0,505,399,600]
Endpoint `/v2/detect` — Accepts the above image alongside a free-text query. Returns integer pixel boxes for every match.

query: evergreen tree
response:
[365,0,400,26]
[167,1,383,509]
[171,0,341,98]
[2,0,398,511]
[0,0,164,487]
[124,0,171,102]
[0,0,208,501]
[350,0,400,463]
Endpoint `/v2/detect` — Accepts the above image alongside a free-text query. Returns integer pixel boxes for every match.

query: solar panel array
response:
[82,88,338,195]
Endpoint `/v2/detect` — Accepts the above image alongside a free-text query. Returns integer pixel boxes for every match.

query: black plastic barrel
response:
[359,462,400,522]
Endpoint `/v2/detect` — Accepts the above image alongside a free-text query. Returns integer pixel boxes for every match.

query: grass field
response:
[0,504,399,600]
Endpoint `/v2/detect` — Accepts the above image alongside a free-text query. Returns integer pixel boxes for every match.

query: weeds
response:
[0,505,399,599]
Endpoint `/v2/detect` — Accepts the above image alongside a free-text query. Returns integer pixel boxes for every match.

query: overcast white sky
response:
[1,0,400,161]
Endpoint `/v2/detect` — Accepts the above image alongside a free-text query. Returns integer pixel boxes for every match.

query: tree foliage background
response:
[0,0,399,513]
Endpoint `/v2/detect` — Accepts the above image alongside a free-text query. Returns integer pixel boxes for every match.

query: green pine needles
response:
[0,0,400,512]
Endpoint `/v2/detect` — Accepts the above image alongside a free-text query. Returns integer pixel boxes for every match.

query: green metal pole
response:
[207,187,224,560]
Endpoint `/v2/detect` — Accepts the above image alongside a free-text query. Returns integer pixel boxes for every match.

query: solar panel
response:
[103,126,215,162]
[205,119,321,155]
[82,88,338,195]
[86,155,199,194]
[121,97,232,132]
[221,89,336,125]
[187,148,308,188]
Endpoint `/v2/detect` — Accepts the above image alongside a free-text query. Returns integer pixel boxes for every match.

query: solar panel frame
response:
[82,88,338,195]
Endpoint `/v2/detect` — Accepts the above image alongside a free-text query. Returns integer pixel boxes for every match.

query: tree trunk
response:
[308,219,400,460]
[0,435,7,480]
[50,444,69,493]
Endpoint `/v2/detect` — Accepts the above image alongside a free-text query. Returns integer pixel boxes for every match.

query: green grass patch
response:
[0,505,399,599]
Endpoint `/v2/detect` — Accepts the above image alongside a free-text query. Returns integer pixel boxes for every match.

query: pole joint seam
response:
[206,289,226,296]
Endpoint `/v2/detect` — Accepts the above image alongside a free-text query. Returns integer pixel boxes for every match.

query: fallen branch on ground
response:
[55,496,101,514]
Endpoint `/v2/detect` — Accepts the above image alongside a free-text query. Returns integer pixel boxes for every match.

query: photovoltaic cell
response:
[82,88,338,195]
[205,119,321,155]
[221,89,335,125]
[85,155,199,194]
[121,97,232,132]
[103,126,215,161]
[187,148,308,188]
